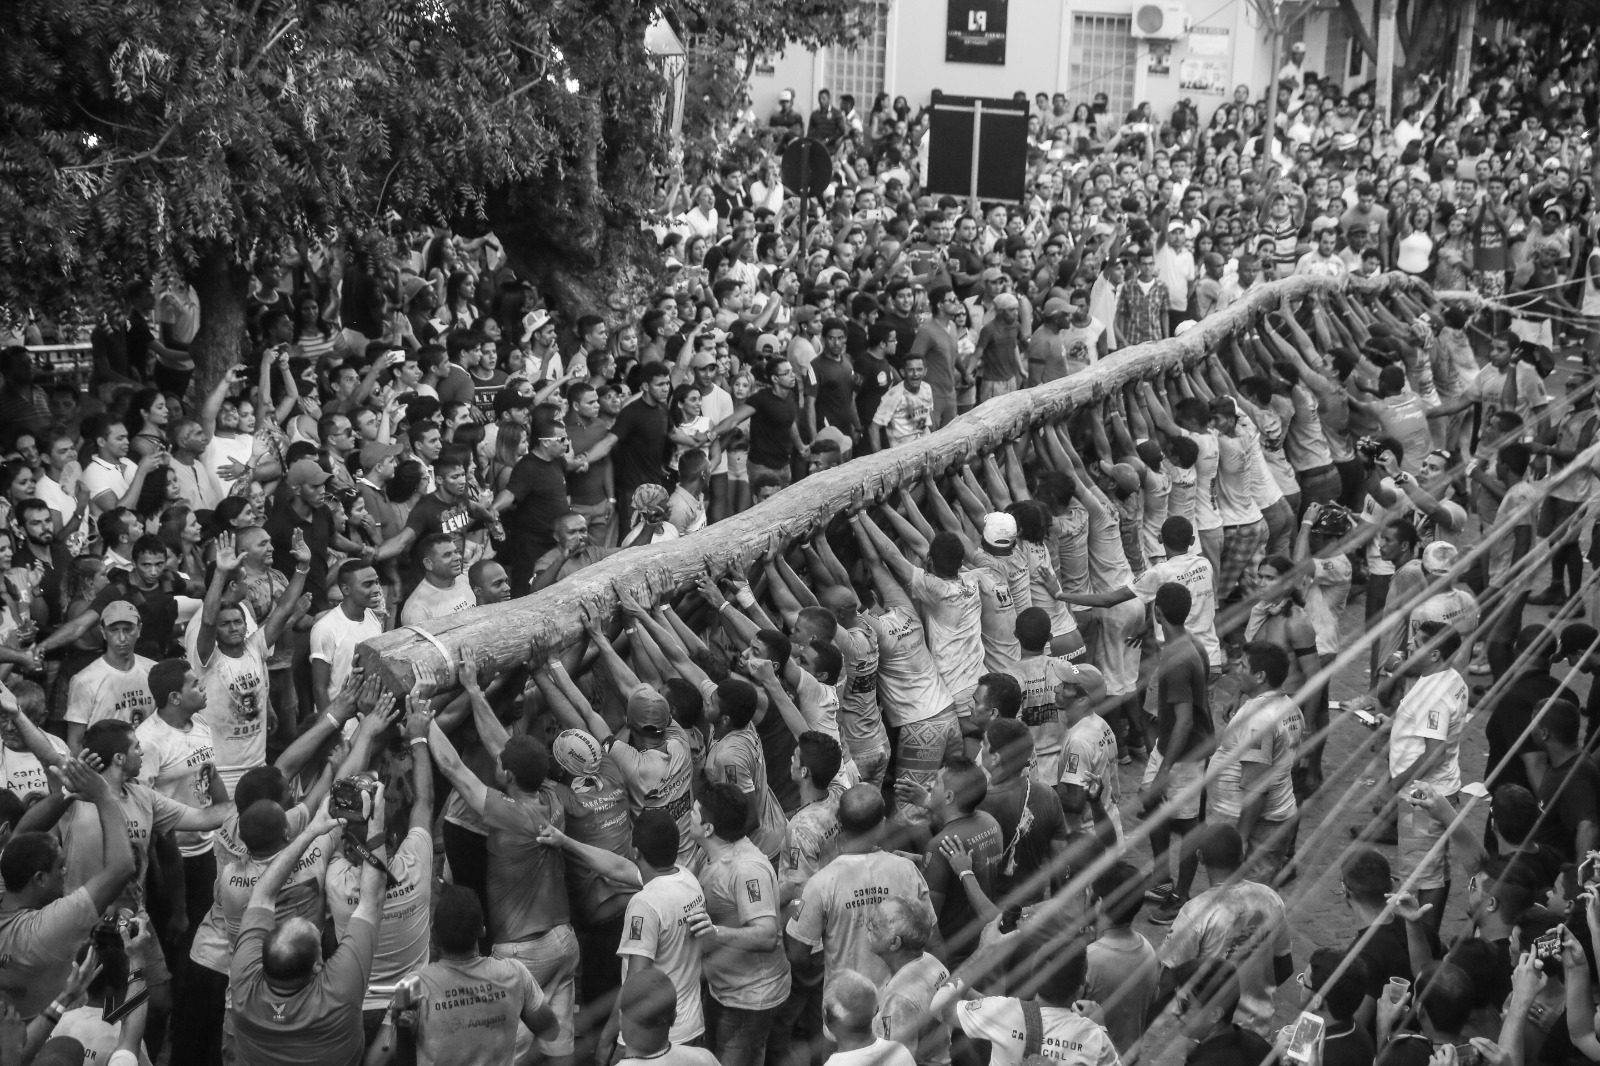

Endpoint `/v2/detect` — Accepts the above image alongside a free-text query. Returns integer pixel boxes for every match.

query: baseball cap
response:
[1063,663,1108,701]
[993,292,1019,311]
[401,276,431,302]
[1168,219,1187,233]
[982,512,1017,549]
[778,89,794,103]
[978,266,1004,283]
[523,309,552,337]
[1420,540,1459,576]
[287,458,332,489]
[100,601,140,628]
[792,306,821,325]
[1045,658,1084,690]
[493,389,534,418]
[552,729,604,777]
[1042,296,1073,318]
[626,685,672,742]
[359,441,402,471]
[690,349,718,369]
[1208,396,1240,419]
[755,333,782,354]
[618,967,678,1030]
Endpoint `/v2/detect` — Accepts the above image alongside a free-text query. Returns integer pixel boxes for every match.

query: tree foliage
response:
[0,0,873,371]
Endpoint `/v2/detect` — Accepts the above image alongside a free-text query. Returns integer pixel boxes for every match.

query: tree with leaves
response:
[0,0,873,392]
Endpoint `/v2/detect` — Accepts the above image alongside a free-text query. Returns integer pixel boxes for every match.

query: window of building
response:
[823,1,889,114]
[1068,14,1137,121]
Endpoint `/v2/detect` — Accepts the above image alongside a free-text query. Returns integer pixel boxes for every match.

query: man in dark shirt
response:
[1484,625,1572,794]
[852,324,898,454]
[574,363,671,531]
[564,384,617,547]
[807,89,845,147]
[812,319,858,442]
[977,716,1069,908]
[1371,962,1476,1066]
[375,454,494,598]
[768,89,804,142]
[876,282,920,369]
[1146,583,1212,921]
[1339,848,1441,1031]
[908,755,1003,968]
[498,405,573,596]
[1533,699,1600,861]
[264,460,346,611]
[1173,957,1274,1066]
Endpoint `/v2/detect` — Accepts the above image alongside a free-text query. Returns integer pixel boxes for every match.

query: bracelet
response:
[717,601,733,613]
[958,869,977,881]
[41,1007,62,1024]
[324,713,341,732]
[408,736,429,748]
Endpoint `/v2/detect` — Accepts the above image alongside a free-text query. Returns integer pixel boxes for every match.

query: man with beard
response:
[400,533,474,624]
[196,530,310,794]
[16,498,70,631]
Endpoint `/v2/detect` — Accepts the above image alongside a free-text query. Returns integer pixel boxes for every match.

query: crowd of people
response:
[0,14,1598,1066]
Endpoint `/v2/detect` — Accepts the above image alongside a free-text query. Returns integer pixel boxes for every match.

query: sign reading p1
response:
[946,0,1008,65]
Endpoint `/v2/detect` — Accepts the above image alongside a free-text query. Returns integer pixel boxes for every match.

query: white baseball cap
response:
[982,512,1018,549]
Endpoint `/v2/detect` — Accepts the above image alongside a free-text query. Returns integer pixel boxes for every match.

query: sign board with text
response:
[946,0,1008,65]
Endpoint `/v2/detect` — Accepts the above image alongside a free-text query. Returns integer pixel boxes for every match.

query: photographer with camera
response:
[326,695,435,1042]
[230,787,387,1066]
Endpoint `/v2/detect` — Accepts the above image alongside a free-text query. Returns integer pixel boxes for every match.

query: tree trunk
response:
[357,272,1479,692]
[187,244,252,399]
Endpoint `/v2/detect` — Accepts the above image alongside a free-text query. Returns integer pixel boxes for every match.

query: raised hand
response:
[53,755,111,803]
[403,700,432,743]
[215,532,243,571]
[290,528,312,567]
[457,648,481,692]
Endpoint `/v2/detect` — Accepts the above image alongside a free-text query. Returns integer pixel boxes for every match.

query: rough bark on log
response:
[358,271,1452,690]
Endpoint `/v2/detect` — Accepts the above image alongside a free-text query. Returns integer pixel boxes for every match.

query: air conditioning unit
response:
[1131,2,1190,39]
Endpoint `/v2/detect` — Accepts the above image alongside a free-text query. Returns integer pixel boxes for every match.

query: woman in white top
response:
[435,271,479,333]
[289,291,340,364]
[1394,205,1436,278]
[680,186,719,241]
[667,384,716,475]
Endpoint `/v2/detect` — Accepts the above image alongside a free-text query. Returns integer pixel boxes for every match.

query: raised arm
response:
[55,758,138,913]
[248,809,343,911]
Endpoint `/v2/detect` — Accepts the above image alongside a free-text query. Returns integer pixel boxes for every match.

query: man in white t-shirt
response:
[822,970,917,1066]
[195,530,309,791]
[65,600,157,751]
[310,561,387,711]
[400,532,474,625]
[0,680,68,802]
[931,935,1120,1066]
[81,420,164,516]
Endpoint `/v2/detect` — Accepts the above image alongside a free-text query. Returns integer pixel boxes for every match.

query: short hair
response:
[796,607,838,643]
[640,362,672,385]
[1012,606,1052,651]
[1543,699,1583,746]
[1416,961,1475,1034]
[239,798,290,852]
[499,735,550,792]
[1490,784,1539,844]
[0,832,60,892]
[941,754,988,813]
[633,808,680,867]
[875,896,932,953]
[663,677,703,731]
[82,720,136,767]
[1093,860,1146,926]
[1414,621,1463,662]
[804,641,843,685]
[1242,641,1290,688]
[984,717,1033,771]
[1310,947,1366,1021]
[977,672,1023,720]
[1154,581,1191,626]
[1386,519,1420,552]
[433,884,485,955]
[336,558,375,586]
[148,658,191,710]
[678,449,709,484]
[131,533,166,561]
[697,782,749,842]
[1498,441,1531,477]
[235,766,290,811]
[754,629,792,674]
[1341,847,1392,907]
[927,531,965,574]
[823,970,880,1032]
[1199,823,1245,870]
[418,531,455,563]
[1160,515,1195,551]
[263,920,322,985]
[715,677,759,730]
[837,783,885,835]
[797,731,842,791]
[1035,937,1091,1005]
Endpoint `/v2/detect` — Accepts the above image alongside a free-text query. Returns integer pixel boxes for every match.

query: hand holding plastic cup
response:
[1385,977,1410,1004]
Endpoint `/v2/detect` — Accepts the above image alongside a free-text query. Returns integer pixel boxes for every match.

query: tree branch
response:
[1336,0,1379,61]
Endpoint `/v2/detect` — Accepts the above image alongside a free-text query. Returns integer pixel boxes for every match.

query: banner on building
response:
[945,0,1008,65]
[1179,57,1229,94]
[1147,44,1171,76]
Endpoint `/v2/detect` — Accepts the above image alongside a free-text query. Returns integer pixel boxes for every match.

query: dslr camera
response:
[1355,436,1388,469]
[330,775,380,822]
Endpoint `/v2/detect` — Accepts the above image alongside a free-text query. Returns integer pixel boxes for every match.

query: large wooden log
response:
[358,271,1443,689]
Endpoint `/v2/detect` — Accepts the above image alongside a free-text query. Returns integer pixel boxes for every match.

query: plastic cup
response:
[1385,977,1410,1003]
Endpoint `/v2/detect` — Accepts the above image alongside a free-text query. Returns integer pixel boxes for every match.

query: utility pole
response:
[1374,0,1398,125]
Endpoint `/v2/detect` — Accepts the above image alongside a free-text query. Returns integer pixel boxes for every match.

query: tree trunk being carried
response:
[358,271,1465,690]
